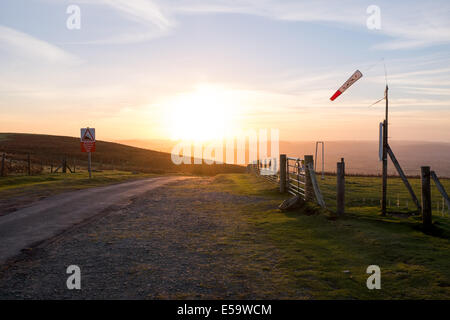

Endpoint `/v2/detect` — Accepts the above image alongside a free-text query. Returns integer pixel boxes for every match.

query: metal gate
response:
[286,157,305,197]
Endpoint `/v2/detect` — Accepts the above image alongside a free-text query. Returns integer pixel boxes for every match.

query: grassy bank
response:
[208,174,450,299]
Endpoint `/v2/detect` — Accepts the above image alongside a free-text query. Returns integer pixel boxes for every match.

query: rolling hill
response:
[0,133,245,176]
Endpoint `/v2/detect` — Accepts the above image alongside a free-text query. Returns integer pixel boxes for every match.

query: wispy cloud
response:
[171,0,364,26]
[65,0,175,45]
[72,29,170,45]
[168,0,450,50]
[0,25,81,64]
[371,3,450,50]
[49,0,450,49]
[102,0,172,30]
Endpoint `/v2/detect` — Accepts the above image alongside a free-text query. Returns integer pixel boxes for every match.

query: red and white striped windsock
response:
[330,70,363,101]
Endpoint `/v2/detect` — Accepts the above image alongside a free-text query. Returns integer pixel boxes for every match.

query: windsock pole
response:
[381,85,388,216]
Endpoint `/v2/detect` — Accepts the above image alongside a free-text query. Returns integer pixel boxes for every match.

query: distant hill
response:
[0,133,245,175]
[281,140,450,177]
[116,138,450,177]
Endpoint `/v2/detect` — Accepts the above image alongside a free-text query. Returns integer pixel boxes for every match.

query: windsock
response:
[330,70,363,101]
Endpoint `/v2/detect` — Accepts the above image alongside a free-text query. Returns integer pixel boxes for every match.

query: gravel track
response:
[0,177,303,299]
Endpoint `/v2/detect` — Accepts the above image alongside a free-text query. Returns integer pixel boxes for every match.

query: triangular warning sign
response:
[83,128,94,141]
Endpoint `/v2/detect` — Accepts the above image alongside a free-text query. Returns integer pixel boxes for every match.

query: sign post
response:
[88,152,92,178]
[80,127,96,178]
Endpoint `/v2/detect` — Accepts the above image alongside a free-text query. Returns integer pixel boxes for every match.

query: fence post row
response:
[337,158,345,216]
[254,154,446,226]
[0,154,96,176]
[421,166,432,228]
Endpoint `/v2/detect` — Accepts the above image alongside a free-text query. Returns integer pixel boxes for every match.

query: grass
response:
[0,170,158,195]
[207,173,450,299]
[317,175,450,216]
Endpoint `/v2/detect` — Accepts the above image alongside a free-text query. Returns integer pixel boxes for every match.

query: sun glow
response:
[164,84,239,141]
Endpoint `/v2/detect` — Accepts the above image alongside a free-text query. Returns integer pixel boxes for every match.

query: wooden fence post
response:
[337,158,345,216]
[421,166,432,229]
[62,157,67,174]
[279,154,287,193]
[1,153,5,177]
[304,155,314,202]
[27,153,31,175]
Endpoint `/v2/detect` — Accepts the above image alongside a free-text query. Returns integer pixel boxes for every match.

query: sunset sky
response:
[1,0,450,142]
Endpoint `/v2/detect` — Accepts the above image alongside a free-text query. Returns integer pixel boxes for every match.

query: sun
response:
[164,84,237,141]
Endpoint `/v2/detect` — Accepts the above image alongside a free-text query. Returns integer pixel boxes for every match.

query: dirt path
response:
[0,177,301,299]
[0,176,190,264]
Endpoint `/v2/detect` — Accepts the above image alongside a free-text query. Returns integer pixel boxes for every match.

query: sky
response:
[1,0,450,143]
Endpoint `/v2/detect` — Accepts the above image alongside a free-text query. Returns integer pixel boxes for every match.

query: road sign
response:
[81,128,96,153]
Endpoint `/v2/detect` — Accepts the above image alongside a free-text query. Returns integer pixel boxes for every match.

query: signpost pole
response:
[88,151,92,179]
[81,127,95,179]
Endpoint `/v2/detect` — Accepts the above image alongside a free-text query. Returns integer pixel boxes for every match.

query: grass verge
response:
[0,170,158,193]
[209,173,450,299]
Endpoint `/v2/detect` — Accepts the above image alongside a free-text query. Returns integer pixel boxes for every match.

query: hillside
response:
[0,133,245,176]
